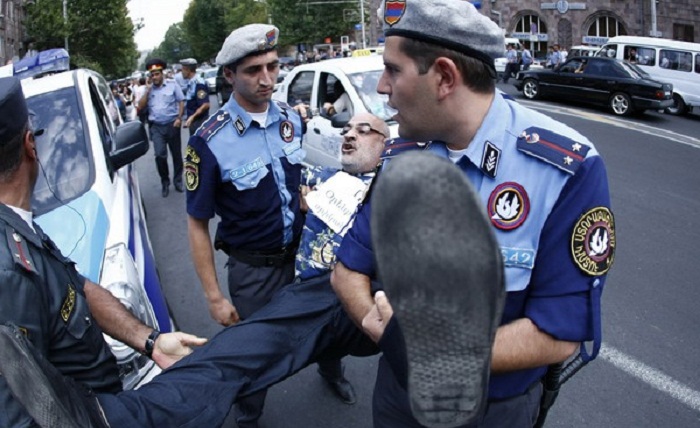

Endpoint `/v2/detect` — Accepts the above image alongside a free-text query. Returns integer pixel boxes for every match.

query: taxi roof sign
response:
[351,46,384,57]
[14,49,70,80]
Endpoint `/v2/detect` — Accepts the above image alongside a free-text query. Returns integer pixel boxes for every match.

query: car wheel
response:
[609,92,632,116]
[665,94,688,116]
[522,79,540,100]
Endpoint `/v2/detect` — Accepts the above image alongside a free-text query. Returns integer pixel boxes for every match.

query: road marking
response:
[601,345,700,413]
[519,100,700,150]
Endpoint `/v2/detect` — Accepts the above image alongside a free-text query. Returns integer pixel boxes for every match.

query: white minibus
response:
[599,36,700,115]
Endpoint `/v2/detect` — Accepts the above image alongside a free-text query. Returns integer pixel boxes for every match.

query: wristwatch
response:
[143,329,161,358]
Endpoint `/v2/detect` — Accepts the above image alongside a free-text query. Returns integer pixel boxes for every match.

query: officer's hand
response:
[174,118,182,128]
[293,103,311,123]
[209,298,240,326]
[361,291,394,343]
[152,332,208,369]
[185,116,194,128]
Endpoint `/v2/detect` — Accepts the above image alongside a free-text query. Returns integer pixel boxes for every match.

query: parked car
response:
[514,56,674,116]
[201,67,218,94]
[215,65,233,106]
[18,50,174,390]
[272,55,398,168]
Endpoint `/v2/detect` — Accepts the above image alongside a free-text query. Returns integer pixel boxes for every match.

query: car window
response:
[287,71,314,106]
[559,59,582,73]
[696,54,700,73]
[660,49,693,72]
[347,70,394,122]
[28,87,95,216]
[634,47,657,66]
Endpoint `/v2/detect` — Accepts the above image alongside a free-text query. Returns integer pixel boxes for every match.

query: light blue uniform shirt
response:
[147,81,184,125]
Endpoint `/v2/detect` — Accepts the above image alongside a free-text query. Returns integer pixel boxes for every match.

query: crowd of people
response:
[0,1,616,428]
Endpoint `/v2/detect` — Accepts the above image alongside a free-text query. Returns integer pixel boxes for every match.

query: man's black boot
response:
[371,152,505,428]
[162,182,170,197]
[318,365,357,405]
[0,324,110,428]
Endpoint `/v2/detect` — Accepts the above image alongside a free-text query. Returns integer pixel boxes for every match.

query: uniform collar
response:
[431,91,512,177]
[0,203,44,248]
[225,97,283,132]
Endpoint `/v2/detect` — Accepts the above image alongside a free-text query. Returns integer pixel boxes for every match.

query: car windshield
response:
[28,87,94,216]
[204,69,217,79]
[620,61,649,79]
[346,70,395,122]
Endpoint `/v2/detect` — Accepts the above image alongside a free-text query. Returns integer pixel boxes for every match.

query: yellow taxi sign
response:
[352,47,384,57]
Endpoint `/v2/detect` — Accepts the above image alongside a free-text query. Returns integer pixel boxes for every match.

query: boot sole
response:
[372,152,505,428]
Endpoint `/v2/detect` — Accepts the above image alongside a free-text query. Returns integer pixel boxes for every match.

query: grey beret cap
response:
[180,58,197,66]
[381,0,504,69]
[216,24,279,66]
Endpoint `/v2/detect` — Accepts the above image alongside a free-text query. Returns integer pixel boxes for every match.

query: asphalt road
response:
[134,89,700,427]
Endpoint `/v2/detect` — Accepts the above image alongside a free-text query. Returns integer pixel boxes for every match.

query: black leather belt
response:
[216,240,298,268]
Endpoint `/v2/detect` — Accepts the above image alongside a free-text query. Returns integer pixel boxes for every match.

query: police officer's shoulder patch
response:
[197,89,208,100]
[381,138,430,160]
[195,110,230,142]
[60,284,77,322]
[517,127,591,175]
[185,161,199,191]
[571,206,615,276]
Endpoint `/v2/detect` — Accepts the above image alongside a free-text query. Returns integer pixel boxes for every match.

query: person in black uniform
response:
[179,58,210,136]
[0,76,206,428]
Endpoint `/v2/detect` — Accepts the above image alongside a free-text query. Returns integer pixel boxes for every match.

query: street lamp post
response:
[63,0,69,52]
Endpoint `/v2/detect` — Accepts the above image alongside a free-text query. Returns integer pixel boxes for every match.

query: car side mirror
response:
[331,111,352,128]
[110,121,149,171]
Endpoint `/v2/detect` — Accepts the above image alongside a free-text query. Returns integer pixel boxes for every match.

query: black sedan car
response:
[513,57,674,116]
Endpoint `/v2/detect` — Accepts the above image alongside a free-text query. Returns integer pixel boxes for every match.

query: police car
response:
[15,49,173,390]
[272,55,398,168]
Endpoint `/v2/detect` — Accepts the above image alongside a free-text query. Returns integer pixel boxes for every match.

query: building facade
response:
[368,0,698,58]
[0,0,30,65]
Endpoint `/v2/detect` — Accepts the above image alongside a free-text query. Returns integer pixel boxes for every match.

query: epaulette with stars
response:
[381,138,430,160]
[195,110,231,142]
[516,127,591,175]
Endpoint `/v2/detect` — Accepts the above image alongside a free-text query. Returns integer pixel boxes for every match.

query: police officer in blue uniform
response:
[0,76,205,428]
[331,1,615,427]
[0,4,615,427]
[179,58,210,136]
[184,23,351,427]
[138,58,185,197]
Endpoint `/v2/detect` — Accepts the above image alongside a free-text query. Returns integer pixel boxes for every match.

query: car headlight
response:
[100,243,159,389]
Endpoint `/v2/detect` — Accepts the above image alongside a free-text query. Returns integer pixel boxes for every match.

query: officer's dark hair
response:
[398,38,495,95]
[182,64,197,73]
[139,77,146,85]
[224,47,279,74]
[0,122,28,181]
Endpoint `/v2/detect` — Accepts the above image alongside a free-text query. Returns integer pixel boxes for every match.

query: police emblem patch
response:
[488,182,530,231]
[197,89,208,99]
[280,120,294,143]
[384,0,406,26]
[185,146,200,164]
[185,161,199,191]
[234,116,246,135]
[61,285,76,322]
[571,207,615,276]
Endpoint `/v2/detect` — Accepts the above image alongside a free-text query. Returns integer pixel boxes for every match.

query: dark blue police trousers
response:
[97,274,378,428]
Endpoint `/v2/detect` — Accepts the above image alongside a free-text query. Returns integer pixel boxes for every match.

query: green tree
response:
[148,23,193,66]
[26,0,139,79]
[268,0,360,49]
[182,0,230,63]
